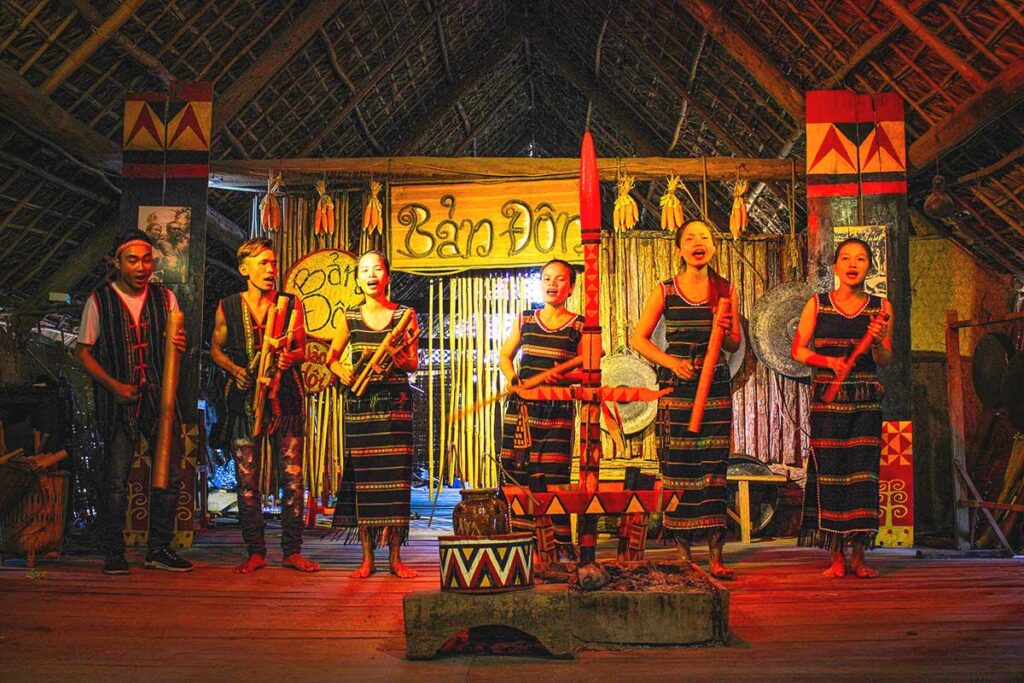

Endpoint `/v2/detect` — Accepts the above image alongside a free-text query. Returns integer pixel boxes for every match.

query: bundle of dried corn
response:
[660,175,684,231]
[730,178,749,238]
[613,174,638,230]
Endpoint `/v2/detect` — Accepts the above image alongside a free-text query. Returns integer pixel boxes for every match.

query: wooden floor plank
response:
[2,527,1023,681]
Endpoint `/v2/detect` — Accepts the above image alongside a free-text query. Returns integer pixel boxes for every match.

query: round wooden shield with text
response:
[283,249,361,341]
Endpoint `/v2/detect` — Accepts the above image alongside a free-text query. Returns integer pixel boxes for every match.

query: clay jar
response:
[452,488,509,537]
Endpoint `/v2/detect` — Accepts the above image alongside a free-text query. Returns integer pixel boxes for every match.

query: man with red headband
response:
[77,230,192,574]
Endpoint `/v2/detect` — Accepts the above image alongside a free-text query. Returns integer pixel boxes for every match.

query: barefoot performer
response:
[499,259,585,563]
[792,238,892,579]
[328,251,420,578]
[211,238,319,574]
[76,231,193,574]
[631,220,740,580]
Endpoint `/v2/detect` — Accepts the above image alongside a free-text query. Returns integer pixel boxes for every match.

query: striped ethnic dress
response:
[656,276,732,542]
[331,305,415,547]
[500,309,584,560]
[799,292,884,551]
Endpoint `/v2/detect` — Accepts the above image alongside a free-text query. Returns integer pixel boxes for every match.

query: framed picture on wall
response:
[833,224,887,296]
[138,206,191,283]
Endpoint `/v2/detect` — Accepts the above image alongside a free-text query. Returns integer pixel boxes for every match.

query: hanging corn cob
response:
[729,178,749,238]
[313,179,335,234]
[259,170,283,231]
[659,175,684,231]
[612,173,638,230]
[362,181,383,234]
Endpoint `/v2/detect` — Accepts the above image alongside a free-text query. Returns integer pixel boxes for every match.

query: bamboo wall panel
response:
[249,192,352,496]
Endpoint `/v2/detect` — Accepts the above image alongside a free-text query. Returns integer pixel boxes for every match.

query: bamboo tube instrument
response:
[153,309,184,489]
[688,297,730,434]
[821,312,889,403]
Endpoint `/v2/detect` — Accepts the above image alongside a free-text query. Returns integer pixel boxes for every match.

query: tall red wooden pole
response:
[577,131,603,565]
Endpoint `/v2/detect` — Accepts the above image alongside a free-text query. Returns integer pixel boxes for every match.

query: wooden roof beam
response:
[677,0,804,122]
[824,0,935,87]
[0,61,120,172]
[210,156,804,187]
[909,58,1024,169]
[69,0,171,86]
[40,0,145,95]
[212,0,348,132]
[876,0,987,90]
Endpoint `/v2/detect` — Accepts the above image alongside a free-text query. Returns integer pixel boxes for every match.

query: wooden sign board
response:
[389,179,583,273]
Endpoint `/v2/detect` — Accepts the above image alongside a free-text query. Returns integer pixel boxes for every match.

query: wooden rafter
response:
[68,0,172,86]
[876,0,987,90]
[298,8,441,156]
[823,0,935,87]
[452,73,530,156]
[39,0,145,95]
[909,58,1024,169]
[10,212,117,333]
[534,38,661,156]
[0,61,120,172]
[677,0,804,121]
[212,0,348,132]
[393,30,523,155]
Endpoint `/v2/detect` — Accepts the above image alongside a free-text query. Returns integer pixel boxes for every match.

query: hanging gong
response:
[749,281,813,381]
[652,315,748,379]
[972,332,1015,408]
[1003,351,1024,431]
[600,353,660,435]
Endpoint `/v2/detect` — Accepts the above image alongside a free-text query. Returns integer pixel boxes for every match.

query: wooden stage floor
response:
[2,520,1024,682]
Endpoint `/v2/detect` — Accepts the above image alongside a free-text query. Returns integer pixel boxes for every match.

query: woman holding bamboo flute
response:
[328,251,420,578]
[499,259,585,564]
[791,238,892,578]
[631,220,740,579]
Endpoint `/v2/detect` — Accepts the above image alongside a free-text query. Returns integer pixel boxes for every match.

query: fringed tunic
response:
[799,292,884,551]
[656,277,732,542]
[332,305,415,547]
[218,292,305,442]
[500,310,584,557]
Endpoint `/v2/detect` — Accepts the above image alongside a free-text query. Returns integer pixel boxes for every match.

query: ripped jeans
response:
[233,433,305,557]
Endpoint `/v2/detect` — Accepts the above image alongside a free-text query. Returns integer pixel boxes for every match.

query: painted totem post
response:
[121,82,211,548]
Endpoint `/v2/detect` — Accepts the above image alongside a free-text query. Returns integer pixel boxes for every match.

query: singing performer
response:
[328,251,419,578]
[211,238,319,574]
[792,238,892,578]
[631,220,740,579]
[76,230,192,574]
[499,259,584,564]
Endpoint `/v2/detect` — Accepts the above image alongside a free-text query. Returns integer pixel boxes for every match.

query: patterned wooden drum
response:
[438,533,535,593]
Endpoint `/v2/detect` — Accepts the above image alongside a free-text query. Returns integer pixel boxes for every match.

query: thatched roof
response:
[1,0,1022,336]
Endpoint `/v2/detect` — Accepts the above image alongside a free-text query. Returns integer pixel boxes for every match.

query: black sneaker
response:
[102,552,130,575]
[144,547,194,572]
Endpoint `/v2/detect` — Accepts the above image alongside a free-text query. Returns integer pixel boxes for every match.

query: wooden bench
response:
[726,472,788,544]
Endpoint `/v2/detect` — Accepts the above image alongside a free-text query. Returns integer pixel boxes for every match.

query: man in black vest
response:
[211,238,319,574]
[77,231,192,574]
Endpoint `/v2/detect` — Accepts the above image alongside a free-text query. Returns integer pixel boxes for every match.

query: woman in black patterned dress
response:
[792,238,892,578]
[631,220,740,579]
[328,251,420,578]
[499,259,584,563]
